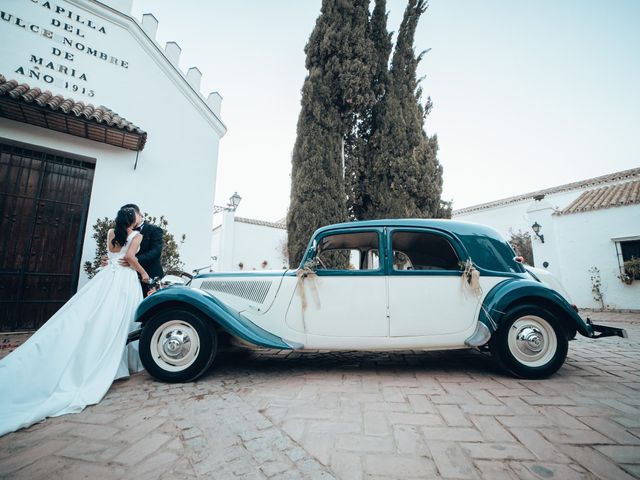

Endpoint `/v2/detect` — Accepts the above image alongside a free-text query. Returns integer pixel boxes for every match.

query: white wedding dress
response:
[0,231,145,437]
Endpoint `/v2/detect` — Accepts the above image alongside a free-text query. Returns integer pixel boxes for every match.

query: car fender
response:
[479,278,592,337]
[135,286,293,350]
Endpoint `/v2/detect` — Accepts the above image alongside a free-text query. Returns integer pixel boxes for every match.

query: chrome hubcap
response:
[150,320,200,372]
[507,315,557,367]
[162,330,192,360]
[516,326,544,354]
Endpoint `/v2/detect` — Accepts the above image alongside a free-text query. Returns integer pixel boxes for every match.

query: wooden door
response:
[0,143,95,331]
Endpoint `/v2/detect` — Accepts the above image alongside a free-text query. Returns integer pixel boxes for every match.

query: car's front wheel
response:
[490,304,568,379]
[139,309,217,383]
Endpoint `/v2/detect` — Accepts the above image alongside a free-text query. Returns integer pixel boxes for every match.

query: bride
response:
[0,206,149,437]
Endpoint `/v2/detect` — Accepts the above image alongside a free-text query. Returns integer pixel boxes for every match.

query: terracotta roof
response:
[235,216,287,229]
[453,167,640,215]
[0,75,147,151]
[556,179,640,215]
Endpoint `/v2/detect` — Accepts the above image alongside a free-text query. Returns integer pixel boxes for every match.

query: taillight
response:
[514,256,525,263]
[571,304,579,313]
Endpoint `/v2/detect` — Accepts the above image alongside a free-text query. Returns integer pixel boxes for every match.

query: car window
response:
[317,248,361,270]
[391,231,459,271]
[459,234,523,273]
[367,249,380,269]
[393,251,413,270]
[316,231,379,271]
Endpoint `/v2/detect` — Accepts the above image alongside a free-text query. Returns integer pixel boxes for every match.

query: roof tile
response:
[454,168,640,215]
[0,74,147,151]
[557,179,640,215]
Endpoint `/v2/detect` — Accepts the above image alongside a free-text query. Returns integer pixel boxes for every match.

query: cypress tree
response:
[362,0,446,219]
[369,0,393,101]
[287,0,375,267]
[348,0,393,220]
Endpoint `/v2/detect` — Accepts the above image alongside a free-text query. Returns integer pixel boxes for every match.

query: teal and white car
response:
[134,219,626,382]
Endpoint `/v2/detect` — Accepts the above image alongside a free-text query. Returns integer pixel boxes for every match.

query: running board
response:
[587,319,628,339]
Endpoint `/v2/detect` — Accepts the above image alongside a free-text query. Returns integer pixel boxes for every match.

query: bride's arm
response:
[125,234,150,282]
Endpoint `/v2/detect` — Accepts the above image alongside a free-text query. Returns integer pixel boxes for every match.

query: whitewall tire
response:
[140,309,217,383]
[490,304,568,379]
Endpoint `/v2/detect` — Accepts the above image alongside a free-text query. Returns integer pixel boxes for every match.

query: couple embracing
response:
[0,204,164,437]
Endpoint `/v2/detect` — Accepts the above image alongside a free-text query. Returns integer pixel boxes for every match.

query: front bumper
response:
[586,319,628,339]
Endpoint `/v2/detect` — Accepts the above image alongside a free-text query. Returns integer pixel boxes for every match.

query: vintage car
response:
[133,219,627,382]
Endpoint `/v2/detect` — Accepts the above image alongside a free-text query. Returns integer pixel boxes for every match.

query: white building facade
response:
[211,211,288,272]
[454,169,640,310]
[0,0,226,330]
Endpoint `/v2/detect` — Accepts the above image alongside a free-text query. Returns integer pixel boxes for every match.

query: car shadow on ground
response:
[199,346,504,381]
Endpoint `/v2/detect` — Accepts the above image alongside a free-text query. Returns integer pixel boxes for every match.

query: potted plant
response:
[620,257,640,285]
[618,272,634,285]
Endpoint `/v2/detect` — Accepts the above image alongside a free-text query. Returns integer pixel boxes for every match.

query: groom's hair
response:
[121,203,140,214]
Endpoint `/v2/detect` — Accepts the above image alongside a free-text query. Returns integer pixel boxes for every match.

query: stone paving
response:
[1,311,639,479]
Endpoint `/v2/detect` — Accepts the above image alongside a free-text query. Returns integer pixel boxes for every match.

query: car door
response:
[386,228,481,340]
[285,229,388,340]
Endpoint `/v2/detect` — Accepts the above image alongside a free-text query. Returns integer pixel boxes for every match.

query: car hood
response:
[193,269,290,279]
[189,269,291,313]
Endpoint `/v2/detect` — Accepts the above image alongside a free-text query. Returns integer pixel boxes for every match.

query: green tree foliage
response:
[83,214,185,278]
[348,0,393,220]
[287,0,375,267]
[358,0,447,220]
[289,0,450,266]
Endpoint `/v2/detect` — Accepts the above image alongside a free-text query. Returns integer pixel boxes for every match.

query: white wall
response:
[545,206,640,310]
[0,0,225,286]
[453,190,584,242]
[211,226,221,270]
[211,219,288,272]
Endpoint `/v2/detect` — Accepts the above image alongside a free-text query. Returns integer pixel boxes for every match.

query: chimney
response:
[164,42,181,67]
[206,92,222,116]
[141,13,158,40]
[186,67,202,92]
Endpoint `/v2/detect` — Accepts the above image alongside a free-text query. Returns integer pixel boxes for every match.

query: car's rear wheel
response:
[139,309,217,383]
[490,304,568,379]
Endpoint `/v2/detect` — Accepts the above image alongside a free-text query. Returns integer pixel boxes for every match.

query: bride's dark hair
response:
[112,207,136,248]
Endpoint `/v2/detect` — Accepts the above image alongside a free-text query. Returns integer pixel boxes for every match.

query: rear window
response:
[391,231,460,271]
[459,234,524,273]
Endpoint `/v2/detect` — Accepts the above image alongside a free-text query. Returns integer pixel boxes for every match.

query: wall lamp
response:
[531,221,544,243]
[213,192,242,214]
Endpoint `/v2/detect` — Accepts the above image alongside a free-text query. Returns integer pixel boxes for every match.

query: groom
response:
[119,203,164,295]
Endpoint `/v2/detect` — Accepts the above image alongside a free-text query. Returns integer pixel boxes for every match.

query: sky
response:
[131,0,640,221]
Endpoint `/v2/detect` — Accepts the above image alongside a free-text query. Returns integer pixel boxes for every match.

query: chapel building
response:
[0,0,226,331]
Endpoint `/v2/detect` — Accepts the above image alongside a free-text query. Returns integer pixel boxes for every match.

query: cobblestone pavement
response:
[1,311,639,479]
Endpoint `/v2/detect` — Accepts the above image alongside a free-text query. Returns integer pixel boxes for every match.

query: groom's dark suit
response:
[136,222,164,295]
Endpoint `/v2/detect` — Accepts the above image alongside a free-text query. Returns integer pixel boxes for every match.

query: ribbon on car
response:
[296,261,321,312]
[461,259,482,297]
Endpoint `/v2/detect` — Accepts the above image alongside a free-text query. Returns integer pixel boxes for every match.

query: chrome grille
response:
[200,280,272,304]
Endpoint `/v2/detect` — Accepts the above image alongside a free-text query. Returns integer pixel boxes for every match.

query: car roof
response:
[313,218,502,240]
